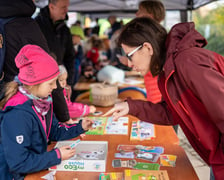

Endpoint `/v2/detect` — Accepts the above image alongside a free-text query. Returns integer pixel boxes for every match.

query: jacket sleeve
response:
[49,116,85,141]
[127,97,174,125]
[1,111,61,174]
[52,80,70,122]
[67,102,90,118]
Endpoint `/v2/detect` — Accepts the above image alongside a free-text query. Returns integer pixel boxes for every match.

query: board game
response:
[49,140,108,172]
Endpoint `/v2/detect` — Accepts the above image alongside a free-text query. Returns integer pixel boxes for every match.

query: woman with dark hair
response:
[104,17,224,180]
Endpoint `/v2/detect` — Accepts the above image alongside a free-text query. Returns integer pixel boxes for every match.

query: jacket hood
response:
[162,22,207,78]
[165,22,207,59]
[0,0,35,18]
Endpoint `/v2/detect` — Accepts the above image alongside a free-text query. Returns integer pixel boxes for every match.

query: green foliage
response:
[192,4,224,55]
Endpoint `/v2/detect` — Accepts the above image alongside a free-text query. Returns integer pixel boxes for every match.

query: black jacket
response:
[0,0,70,122]
[0,0,49,82]
[35,6,75,85]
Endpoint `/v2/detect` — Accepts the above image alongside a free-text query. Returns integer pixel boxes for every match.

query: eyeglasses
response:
[126,45,143,61]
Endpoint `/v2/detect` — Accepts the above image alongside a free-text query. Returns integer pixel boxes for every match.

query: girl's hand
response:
[103,101,129,120]
[89,105,96,114]
[81,117,94,131]
[59,145,76,160]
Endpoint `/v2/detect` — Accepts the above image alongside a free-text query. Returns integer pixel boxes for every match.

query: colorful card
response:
[160,154,177,167]
[112,159,137,168]
[130,120,155,141]
[117,145,163,154]
[124,170,169,180]
[104,117,128,135]
[136,152,160,162]
[85,116,129,135]
[133,162,160,170]
[115,152,135,159]
[85,117,107,135]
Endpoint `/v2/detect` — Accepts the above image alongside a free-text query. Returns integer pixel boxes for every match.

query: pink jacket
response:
[63,89,90,118]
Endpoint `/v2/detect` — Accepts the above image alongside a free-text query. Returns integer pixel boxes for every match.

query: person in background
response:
[107,15,122,39]
[136,0,165,22]
[92,17,100,36]
[70,25,85,84]
[86,35,105,71]
[136,0,179,134]
[104,17,224,180]
[136,0,165,103]
[35,0,76,122]
[0,0,49,95]
[0,45,93,180]
[58,65,96,118]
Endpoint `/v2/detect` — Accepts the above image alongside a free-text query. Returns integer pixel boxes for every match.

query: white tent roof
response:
[35,0,218,12]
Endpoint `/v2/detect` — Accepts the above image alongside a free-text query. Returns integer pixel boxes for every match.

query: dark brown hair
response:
[139,0,165,23]
[118,17,167,76]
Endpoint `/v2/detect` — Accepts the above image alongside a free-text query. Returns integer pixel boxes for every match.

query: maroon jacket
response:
[127,22,224,179]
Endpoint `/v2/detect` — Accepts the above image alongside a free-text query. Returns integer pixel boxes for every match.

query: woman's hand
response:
[59,145,76,160]
[81,117,94,131]
[103,101,129,120]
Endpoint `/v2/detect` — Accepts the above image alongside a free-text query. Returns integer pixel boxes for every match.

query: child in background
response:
[0,45,93,180]
[70,25,85,84]
[58,65,96,118]
[86,35,106,71]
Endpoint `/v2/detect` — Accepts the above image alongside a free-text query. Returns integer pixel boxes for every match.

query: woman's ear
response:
[143,42,153,56]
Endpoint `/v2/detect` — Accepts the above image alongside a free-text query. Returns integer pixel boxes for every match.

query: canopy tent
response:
[35,0,218,12]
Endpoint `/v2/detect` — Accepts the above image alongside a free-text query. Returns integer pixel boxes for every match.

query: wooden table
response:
[25,107,198,180]
[73,73,145,91]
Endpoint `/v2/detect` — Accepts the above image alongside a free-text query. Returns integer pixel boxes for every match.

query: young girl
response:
[0,45,93,180]
[58,65,96,118]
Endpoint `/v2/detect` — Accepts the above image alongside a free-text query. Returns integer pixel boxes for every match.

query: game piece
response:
[112,159,122,168]
[133,162,160,170]
[160,154,177,167]
[92,111,103,116]
[136,152,160,162]
[124,170,169,180]
[130,120,155,141]
[99,172,123,180]
[70,139,81,148]
[115,152,135,159]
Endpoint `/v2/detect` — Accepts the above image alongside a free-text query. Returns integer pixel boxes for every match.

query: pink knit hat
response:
[15,44,59,85]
